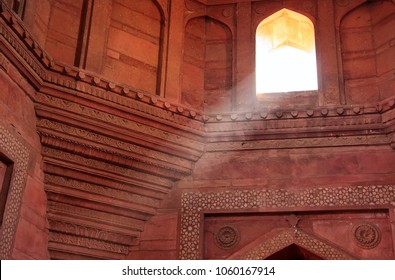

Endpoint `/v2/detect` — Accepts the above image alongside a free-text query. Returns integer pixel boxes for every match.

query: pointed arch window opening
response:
[256,9,318,94]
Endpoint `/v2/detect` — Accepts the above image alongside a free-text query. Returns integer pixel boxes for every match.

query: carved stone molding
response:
[0,52,9,71]
[45,174,160,208]
[0,125,30,259]
[202,113,387,141]
[180,185,395,259]
[47,201,145,232]
[207,135,391,151]
[36,94,204,151]
[48,220,134,245]
[42,147,174,189]
[204,109,384,125]
[0,7,46,80]
[40,133,188,182]
[37,119,193,172]
[72,82,204,128]
[49,232,129,254]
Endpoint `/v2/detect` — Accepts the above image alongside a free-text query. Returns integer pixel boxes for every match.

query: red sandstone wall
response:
[372,1,395,100]
[181,17,232,112]
[1,0,394,260]
[182,17,206,111]
[45,0,84,66]
[135,0,395,260]
[174,146,395,260]
[23,0,163,95]
[128,211,178,260]
[102,0,162,94]
[341,0,395,104]
[134,143,395,260]
[23,0,51,46]
[19,0,395,113]
[182,147,395,188]
[204,18,232,112]
[0,57,49,259]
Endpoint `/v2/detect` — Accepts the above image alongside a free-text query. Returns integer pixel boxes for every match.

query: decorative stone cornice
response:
[205,113,384,134]
[49,232,129,255]
[37,119,194,173]
[45,174,161,209]
[48,220,134,246]
[47,201,146,232]
[42,147,174,190]
[203,103,390,125]
[34,97,205,156]
[207,135,391,151]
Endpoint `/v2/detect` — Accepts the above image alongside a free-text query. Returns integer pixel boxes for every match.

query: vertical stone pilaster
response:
[316,0,342,105]
[235,2,254,111]
[83,0,112,73]
[164,0,185,102]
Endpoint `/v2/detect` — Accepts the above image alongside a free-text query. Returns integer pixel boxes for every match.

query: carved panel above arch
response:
[180,186,395,259]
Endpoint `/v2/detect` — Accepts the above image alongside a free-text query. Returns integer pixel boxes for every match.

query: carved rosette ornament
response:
[215,226,240,249]
[353,223,381,249]
[222,8,233,18]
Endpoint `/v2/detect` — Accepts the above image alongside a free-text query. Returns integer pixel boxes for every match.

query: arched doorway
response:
[265,244,324,260]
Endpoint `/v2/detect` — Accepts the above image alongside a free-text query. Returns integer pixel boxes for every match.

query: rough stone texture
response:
[0,0,395,260]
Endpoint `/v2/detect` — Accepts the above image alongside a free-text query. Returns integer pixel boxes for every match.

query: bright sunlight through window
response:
[256,9,318,94]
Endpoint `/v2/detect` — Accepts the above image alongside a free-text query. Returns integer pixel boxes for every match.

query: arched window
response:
[181,17,233,112]
[256,9,318,94]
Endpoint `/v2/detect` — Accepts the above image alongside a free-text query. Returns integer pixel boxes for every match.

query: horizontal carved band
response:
[207,135,390,151]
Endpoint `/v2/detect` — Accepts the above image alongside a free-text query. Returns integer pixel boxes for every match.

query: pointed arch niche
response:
[103,0,163,95]
[181,17,233,112]
[256,9,318,94]
[340,0,395,104]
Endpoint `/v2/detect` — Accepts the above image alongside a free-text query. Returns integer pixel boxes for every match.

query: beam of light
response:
[256,46,318,93]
